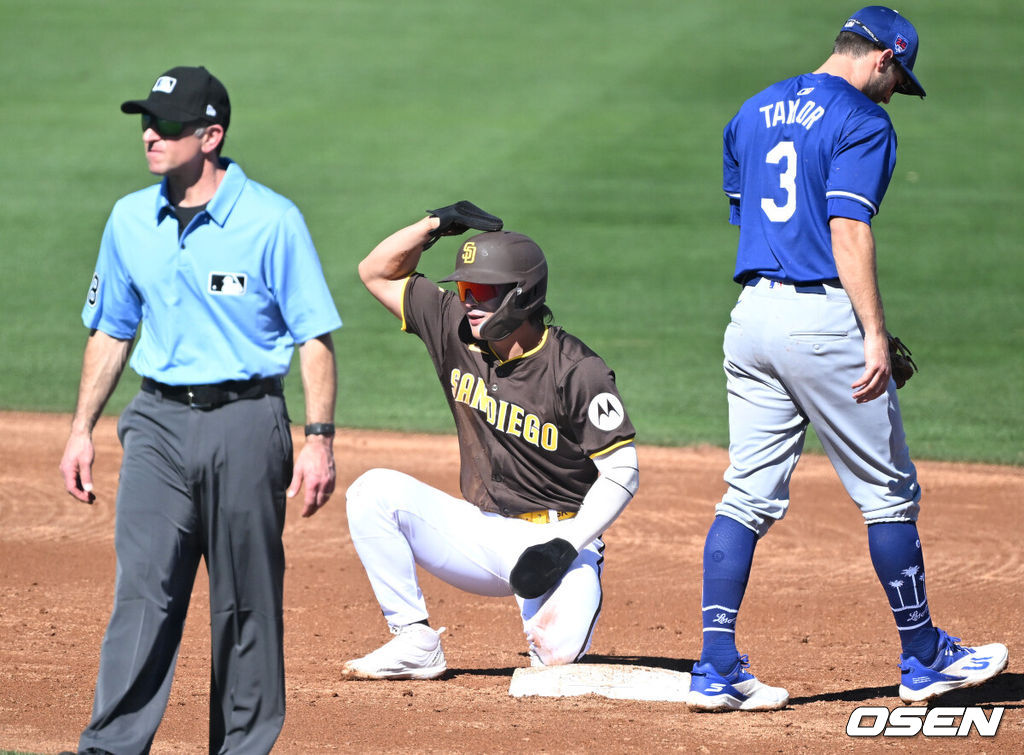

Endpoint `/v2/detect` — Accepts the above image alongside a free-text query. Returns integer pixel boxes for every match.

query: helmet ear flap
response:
[476,276,548,341]
[518,277,546,311]
[477,286,524,341]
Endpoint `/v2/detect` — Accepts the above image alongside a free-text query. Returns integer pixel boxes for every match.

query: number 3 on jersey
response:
[761,141,797,222]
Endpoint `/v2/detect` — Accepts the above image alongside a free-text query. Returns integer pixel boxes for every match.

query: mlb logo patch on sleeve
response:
[209,272,247,295]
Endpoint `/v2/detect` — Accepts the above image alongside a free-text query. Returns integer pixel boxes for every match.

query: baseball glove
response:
[888,334,918,389]
[509,538,578,599]
[423,200,503,250]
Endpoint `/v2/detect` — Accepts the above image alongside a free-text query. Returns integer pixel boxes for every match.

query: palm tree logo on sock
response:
[888,565,930,629]
[889,579,905,606]
[889,565,926,610]
[902,566,922,604]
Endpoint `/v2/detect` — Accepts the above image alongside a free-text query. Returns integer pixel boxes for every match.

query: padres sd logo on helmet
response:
[461,241,477,265]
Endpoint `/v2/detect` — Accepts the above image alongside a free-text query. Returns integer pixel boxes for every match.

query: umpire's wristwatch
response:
[304,422,336,437]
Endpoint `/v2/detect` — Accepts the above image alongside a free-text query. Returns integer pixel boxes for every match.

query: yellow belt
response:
[514,509,577,524]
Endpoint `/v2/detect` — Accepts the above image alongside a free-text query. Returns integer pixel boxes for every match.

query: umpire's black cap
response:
[121,66,231,128]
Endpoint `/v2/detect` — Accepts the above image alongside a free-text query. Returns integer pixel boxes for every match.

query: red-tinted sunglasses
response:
[456,281,503,303]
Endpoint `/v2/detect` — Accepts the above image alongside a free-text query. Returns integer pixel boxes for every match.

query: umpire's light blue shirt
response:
[83,160,341,384]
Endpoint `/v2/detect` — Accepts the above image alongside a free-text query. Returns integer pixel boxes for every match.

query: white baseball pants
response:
[346,468,604,665]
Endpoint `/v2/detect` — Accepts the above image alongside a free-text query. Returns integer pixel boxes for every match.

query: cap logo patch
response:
[461,241,477,265]
[206,104,217,117]
[152,76,177,94]
[894,34,908,54]
[588,393,625,432]
[209,272,247,296]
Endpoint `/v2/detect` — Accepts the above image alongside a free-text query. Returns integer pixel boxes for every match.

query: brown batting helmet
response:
[440,231,548,340]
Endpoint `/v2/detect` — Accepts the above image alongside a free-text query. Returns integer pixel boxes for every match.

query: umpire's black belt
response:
[141,376,283,410]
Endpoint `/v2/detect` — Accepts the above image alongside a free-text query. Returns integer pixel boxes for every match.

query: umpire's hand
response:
[60,430,97,503]
[288,437,336,517]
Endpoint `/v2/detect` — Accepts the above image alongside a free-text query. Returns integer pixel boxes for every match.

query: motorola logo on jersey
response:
[588,393,624,432]
[450,369,559,451]
[208,272,247,296]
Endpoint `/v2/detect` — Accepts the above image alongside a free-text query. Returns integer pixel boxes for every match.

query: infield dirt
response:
[1,412,1021,753]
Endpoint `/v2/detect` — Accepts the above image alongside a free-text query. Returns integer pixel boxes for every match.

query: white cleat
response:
[342,624,447,680]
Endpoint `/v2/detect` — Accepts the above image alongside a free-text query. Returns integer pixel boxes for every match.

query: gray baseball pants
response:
[78,388,293,755]
[715,278,920,537]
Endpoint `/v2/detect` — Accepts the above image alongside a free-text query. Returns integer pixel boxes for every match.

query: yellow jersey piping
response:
[487,327,550,365]
[589,437,636,459]
[398,275,415,332]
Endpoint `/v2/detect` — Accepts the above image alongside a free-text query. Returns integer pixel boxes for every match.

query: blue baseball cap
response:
[842,6,925,97]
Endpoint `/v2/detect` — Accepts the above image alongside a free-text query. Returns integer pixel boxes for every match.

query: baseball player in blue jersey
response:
[686,8,1007,711]
[58,66,341,753]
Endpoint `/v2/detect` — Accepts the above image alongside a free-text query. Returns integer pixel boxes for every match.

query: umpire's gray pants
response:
[79,389,293,755]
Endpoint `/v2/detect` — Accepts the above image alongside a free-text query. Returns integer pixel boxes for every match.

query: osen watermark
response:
[847,706,1004,737]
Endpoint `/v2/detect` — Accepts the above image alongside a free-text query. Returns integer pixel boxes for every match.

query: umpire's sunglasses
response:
[456,281,503,303]
[140,113,204,138]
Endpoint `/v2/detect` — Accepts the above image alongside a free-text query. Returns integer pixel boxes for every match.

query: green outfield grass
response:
[0,0,1020,464]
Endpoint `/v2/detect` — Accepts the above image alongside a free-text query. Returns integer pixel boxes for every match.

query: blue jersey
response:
[83,160,342,384]
[723,72,897,283]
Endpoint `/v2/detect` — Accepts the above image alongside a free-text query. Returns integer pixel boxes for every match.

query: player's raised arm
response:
[359,201,504,318]
[358,216,439,318]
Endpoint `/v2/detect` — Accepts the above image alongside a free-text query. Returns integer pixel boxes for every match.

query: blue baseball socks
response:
[867,521,938,664]
[698,515,758,673]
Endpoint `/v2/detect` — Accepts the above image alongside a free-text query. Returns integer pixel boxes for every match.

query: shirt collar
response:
[153,158,247,226]
[487,326,550,365]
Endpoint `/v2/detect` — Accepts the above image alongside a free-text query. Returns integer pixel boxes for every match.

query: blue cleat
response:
[899,628,1008,703]
[686,655,789,711]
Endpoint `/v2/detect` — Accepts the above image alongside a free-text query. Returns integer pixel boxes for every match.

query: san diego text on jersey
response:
[450,368,559,451]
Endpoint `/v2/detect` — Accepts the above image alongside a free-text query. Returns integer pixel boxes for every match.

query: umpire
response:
[58,66,341,754]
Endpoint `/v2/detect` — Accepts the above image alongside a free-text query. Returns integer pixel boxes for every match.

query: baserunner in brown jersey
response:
[342,202,640,679]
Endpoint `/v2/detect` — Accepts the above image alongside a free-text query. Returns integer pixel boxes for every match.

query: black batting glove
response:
[509,538,578,599]
[422,200,503,250]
